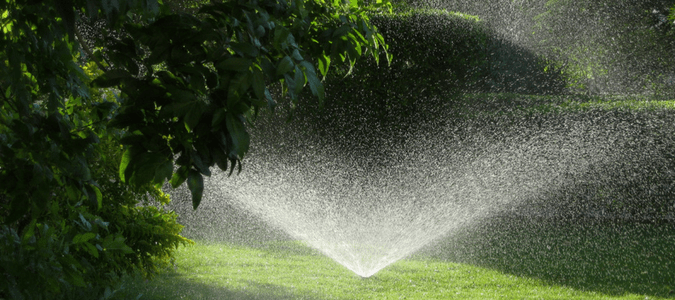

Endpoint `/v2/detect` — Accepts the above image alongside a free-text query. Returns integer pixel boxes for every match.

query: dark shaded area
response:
[418,214,675,298]
[475,36,567,94]
[328,9,567,104]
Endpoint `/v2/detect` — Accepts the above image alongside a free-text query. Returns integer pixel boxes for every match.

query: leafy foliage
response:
[0,0,387,298]
[101,0,390,210]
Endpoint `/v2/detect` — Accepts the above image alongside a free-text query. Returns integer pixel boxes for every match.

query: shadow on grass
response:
[114,270,328,300]
[420,215,675,298]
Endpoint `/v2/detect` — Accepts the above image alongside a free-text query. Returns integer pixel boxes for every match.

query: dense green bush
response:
[535,0,675,95]
[322,7,567,110]
[325,8,489,107]
[0,140,192,300]
[0,60,192,299]
[0,159,192,300]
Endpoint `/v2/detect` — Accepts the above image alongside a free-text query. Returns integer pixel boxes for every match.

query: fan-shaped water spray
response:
[169,0,675,280]
[186,105,668,278]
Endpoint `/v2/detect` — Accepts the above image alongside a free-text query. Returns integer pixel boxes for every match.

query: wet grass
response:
[457,93,675,116]
[112,217,675,300]
[418,216,675,299]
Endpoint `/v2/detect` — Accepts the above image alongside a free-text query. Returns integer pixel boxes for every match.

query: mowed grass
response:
[457,93,675,116]
[112,217,675,300]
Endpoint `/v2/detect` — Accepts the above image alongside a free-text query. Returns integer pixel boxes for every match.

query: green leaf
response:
[274,26,290,46]
[73,232,96,244]
[65,185,80,203]
[306,71,325,103]
[276,56,294,76]
[291,49,303,61]
[102,235,134,254]
[147,44,171,65]
[83,242,99,258]
[63,265,86,287]
[131,152,165,187]
[252,67,265,102]
[225,112,249,158]
[318,55,331,78]
[212,149,228,171]
[265,88,276,111]
[233,71,252,94]
[191,151,211,176]
[332,25,352,38]
[171,165,188,188]
[78,214,92,231]
[85,184,102,210]
[147,0,160,15]
[187,169,204,210]
[65,157,92,181]
[228,158,237,177]
[211,108,227,127]
[218,57,252,72]
[293,66,305,95]
[119,147,132,183]
[21,219,37,243]
[231,42,259,57]
[154,160,173,184]
[119,131,146,145]
[184,104,203,132]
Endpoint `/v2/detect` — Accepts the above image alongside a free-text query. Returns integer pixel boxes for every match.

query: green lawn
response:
[457,93,675,115]
[112,216,675,300]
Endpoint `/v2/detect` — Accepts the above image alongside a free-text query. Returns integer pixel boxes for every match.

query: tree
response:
[0,0,389,298]
[98,0,390,209]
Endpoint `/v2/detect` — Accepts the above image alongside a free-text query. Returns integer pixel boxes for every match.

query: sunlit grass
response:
[113,234,674,300]
[458,93,675,116]
[562,99,675,111]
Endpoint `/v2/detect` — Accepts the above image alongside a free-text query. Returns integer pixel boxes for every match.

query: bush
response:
[0,136,192,300]
[333,8,491,104]
[321,7,566,114]
[0,66,192,300]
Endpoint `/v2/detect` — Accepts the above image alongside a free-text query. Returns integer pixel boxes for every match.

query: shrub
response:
[0,65,192,300]
[320,7,567,117]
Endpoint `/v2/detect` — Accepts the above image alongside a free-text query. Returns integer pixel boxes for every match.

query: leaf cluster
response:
[93,0,390,209]
[0,1,189,298]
